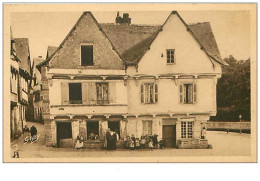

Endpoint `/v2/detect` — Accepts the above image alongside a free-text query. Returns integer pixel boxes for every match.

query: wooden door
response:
[162,125,176,148]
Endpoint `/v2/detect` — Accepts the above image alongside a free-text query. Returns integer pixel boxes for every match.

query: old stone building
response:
[29,46,57,123]
[14,38,32,132]
[37,11,227,148]
[10,28,20,139]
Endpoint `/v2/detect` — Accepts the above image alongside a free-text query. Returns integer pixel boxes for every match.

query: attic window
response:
[166,49,175,64]
[81,45,93,66]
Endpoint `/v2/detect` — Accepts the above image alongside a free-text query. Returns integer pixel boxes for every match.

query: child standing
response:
[135,138,140,149]
[140,136,146,149]
[129,139,135,150]
[148,139,153,151]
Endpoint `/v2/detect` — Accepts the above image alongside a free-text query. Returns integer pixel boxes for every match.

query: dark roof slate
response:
[14,38,31,74]
[100,23,161,64]
[188,22,227,65]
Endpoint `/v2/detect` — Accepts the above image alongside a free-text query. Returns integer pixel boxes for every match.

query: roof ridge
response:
[100,23,162,27]
[188,22,210,26]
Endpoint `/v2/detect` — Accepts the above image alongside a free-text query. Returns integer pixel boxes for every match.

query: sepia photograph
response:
[3,3,257,162]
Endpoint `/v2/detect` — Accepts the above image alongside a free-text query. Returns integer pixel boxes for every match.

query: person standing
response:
[112,131,118,150]
[201,127,206,139]
[23,125,30,143]
[152,134,158,149]
[106,129,113,150]
[75,134,84,149]
[30,125,37,142]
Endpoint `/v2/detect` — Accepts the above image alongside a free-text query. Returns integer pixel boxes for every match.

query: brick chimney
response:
[115,12,131,25]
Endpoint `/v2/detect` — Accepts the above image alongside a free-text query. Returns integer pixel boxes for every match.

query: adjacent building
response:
[14,38,31,132]
[29,46,57,123]
[10,28,20,139]
[37,11,227,148]
[30,56,44,122]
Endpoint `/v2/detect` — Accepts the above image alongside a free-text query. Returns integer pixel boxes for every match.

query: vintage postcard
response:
[3,3,257,162]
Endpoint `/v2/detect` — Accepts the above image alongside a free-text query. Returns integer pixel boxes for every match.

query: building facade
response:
[37,11,227,148]
[14,38,31,132]
[10,28,20,139]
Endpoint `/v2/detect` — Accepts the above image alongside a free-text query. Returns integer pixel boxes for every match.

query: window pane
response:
[181,122,186,138]
[145,84,149,103]
[149,84,154,103]
[188,122,193,138]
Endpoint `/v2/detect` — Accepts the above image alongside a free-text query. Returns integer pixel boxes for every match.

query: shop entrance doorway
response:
[162,125,176,148]
[108,121,120,137]
[57,122,72,147]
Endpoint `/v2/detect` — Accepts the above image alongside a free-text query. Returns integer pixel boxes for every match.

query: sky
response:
[11,11,250,63]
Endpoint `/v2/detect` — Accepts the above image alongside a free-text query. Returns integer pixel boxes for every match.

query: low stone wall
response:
[177,139,209,149]
[207,122,251,130]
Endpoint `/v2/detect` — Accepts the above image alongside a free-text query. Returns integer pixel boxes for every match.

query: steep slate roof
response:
[14,38,31,74]
[37,11,227,69]
[188,22,226,65]
[101,12,227,65]
[46,46,57,59]
[100,24,161,64]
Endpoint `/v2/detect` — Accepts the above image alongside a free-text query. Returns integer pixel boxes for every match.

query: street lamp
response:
[239,114,242,134]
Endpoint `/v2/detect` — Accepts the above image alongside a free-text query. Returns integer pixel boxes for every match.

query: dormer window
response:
[166,49,175,64]
[81,45,93,66]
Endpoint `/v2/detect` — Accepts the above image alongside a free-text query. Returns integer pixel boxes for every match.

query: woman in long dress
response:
[75,135,84,149]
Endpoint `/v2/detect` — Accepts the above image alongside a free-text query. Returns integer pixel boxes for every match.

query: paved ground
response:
[10,122,251,158]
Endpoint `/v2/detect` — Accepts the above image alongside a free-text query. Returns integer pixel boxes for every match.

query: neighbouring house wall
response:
[41,65,52,146]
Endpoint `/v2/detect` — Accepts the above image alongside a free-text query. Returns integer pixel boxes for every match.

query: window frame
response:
[96,82,109,105]
[80,43,94,66]
[141,83,158,104]
[166,49,175,64]
[142,120,153,136]
[179,82,197,104]
[181,121,193,139]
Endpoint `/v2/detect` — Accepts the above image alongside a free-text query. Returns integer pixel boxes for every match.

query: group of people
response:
[127,134,165,150]
[23,125,38,143]
[104,128,119,150]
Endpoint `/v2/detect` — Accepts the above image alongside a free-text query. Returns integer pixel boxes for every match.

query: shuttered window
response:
[81,45,93,66]
[141,83,158,104]
[179,83,197,104]
[96,83,109,105]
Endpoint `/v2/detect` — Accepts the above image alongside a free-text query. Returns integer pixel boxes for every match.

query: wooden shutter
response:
[82,82,88,104]
[179,84,183,103]
[154,83,158,103]
[109,82,116,103]
[141,84,144,103]
[193,83,197,103]
[88,82,96,104]
[61,82,69,105]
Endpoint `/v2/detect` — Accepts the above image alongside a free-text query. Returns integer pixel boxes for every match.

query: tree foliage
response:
[210,55,251,121]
